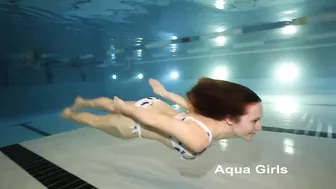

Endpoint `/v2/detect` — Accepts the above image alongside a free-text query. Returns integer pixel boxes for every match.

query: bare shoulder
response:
[167,116,210,153]
[143,108,210,153]
[177,118,210,153]
[183,119,210,141]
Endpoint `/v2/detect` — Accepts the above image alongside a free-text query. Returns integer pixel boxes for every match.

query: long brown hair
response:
[186,77,261,122]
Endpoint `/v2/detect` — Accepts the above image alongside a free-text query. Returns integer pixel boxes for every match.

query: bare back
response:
[102,98,186,149]
[145,100,181,116]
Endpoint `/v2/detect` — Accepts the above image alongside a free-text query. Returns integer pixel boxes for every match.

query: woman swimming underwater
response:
[61,77,263,160]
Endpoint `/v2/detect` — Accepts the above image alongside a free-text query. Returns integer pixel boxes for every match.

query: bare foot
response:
[61,107,73,120]
[71,96,85,110]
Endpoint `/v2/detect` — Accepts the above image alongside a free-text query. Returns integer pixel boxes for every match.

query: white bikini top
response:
[134,97,213,160]
[170,112,213,160]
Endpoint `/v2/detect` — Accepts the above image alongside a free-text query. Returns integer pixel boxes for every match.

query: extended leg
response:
[71,96,115,112]
[61,107,175,147]
[71,96,136,112]
[61,107,137,139]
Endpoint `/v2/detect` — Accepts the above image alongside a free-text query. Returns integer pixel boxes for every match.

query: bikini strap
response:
[181,116,213,146]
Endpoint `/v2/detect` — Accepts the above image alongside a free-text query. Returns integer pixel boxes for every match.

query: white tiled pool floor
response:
[1,100,335,189]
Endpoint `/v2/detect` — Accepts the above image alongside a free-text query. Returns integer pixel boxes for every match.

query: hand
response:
[148,78,167,97]
[112,96,125,113]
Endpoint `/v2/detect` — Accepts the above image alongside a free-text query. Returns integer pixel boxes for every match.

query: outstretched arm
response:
[148,78,193,111]
[113,97,207,153]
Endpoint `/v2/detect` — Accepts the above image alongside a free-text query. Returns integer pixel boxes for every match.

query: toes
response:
[61,107,73,119]
[75,96,84,103]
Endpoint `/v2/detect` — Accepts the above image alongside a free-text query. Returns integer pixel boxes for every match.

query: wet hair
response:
[186,77,262,122]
